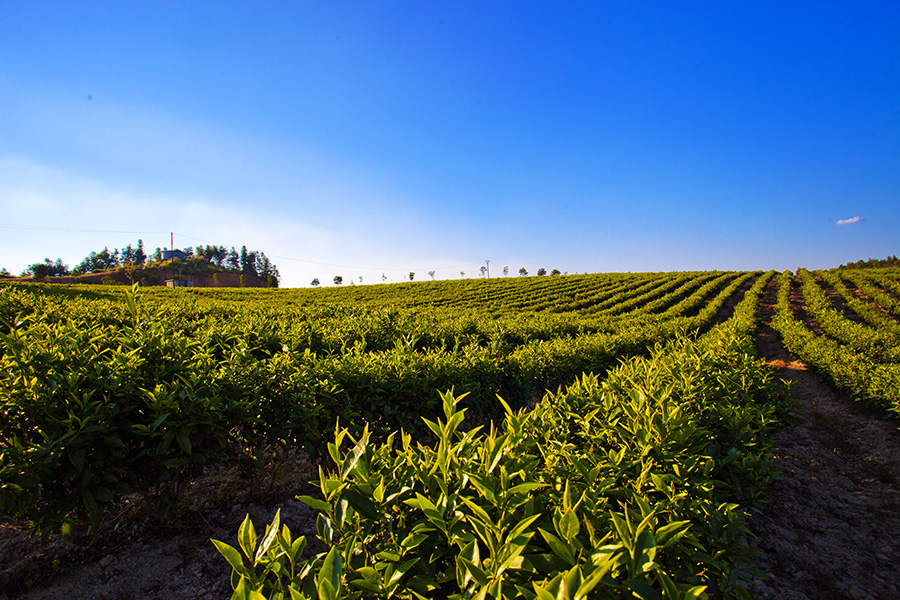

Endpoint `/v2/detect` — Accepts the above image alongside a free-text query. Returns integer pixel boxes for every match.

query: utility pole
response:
[170,232,174,251]
[485,259,490,278]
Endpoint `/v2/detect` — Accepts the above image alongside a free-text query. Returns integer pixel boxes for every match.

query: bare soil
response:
[3,276,900,599]
[815,274,868,326]
[841,277,900,322]
[743,278,900,600]
[0,460,324,600]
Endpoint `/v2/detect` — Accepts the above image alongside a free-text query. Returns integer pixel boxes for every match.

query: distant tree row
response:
[309,266,566,287]
[838,255,900,269]
[183,244,280,282]
[20,258,71,279]
[517,267,562,277]
[75,240,148,274]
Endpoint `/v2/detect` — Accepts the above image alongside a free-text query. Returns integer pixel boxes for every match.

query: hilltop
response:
[3,240,280,288]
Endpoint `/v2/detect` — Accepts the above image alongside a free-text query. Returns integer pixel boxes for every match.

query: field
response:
[1,269,899,599]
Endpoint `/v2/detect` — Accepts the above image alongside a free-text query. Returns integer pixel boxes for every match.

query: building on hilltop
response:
[165,277,194,288]
[161,249,185,261]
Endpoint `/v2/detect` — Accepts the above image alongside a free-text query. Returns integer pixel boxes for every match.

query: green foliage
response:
[841,270,900,317]
[794,270,900,361]
[770,270,900,418]
[837,255,900,269]
[0,285,247,532]
[218,310,784,599]
[69,240,279,284]
[0,271,775,537]
[25,258,69,279]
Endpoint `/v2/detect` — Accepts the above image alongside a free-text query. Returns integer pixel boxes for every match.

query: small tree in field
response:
[428,270,435,280]
[480,266,487,277]
[551,269,561,276]
[503,266,509,277]
[409,272,415,281]
[333,275,343,286]
[518,267,528,276]
[460,271,465,278]
[311,278,320,286]
[537,268,547,276]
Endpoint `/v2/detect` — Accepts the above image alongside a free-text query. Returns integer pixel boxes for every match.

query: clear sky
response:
[1,1,898,287]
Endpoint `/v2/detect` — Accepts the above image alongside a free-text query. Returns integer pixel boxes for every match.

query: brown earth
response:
[743,278,900,600]
[2,277,900,599]
[840,277,900,322]
[0,459,324,600]
[814,274,868,325]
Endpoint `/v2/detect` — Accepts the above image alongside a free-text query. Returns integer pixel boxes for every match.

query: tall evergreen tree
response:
[227,247,240,270]
[240,246,250,273]
[136,239,146,265]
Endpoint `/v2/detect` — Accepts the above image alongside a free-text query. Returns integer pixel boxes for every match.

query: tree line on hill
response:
[5,240,280,284]
[837,255,900,269]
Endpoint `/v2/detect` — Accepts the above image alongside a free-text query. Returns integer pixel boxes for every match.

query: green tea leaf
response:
[238,514,257,560]
[538,528,576,567]
[555,508,580,542]
[254,509,281,563]
[317,546,341,600]
[298,495,332,514]
[212,539,250,578]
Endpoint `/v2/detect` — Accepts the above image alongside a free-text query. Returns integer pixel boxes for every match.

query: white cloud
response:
[836,216,863,226]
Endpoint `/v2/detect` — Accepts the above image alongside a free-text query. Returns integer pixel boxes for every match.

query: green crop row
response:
[771,271,900,417]
[215,271,783,600]
[841,270,900,317]
[876,271,900,299]
[816,270,900,340]
[1,273,754,534]
[645,273,752,321]
[795,269,900,363]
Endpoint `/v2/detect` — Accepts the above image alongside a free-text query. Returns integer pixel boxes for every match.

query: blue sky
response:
[1,1,898,286]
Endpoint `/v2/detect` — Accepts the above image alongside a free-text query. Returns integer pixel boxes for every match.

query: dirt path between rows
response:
[744,278,900,600]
